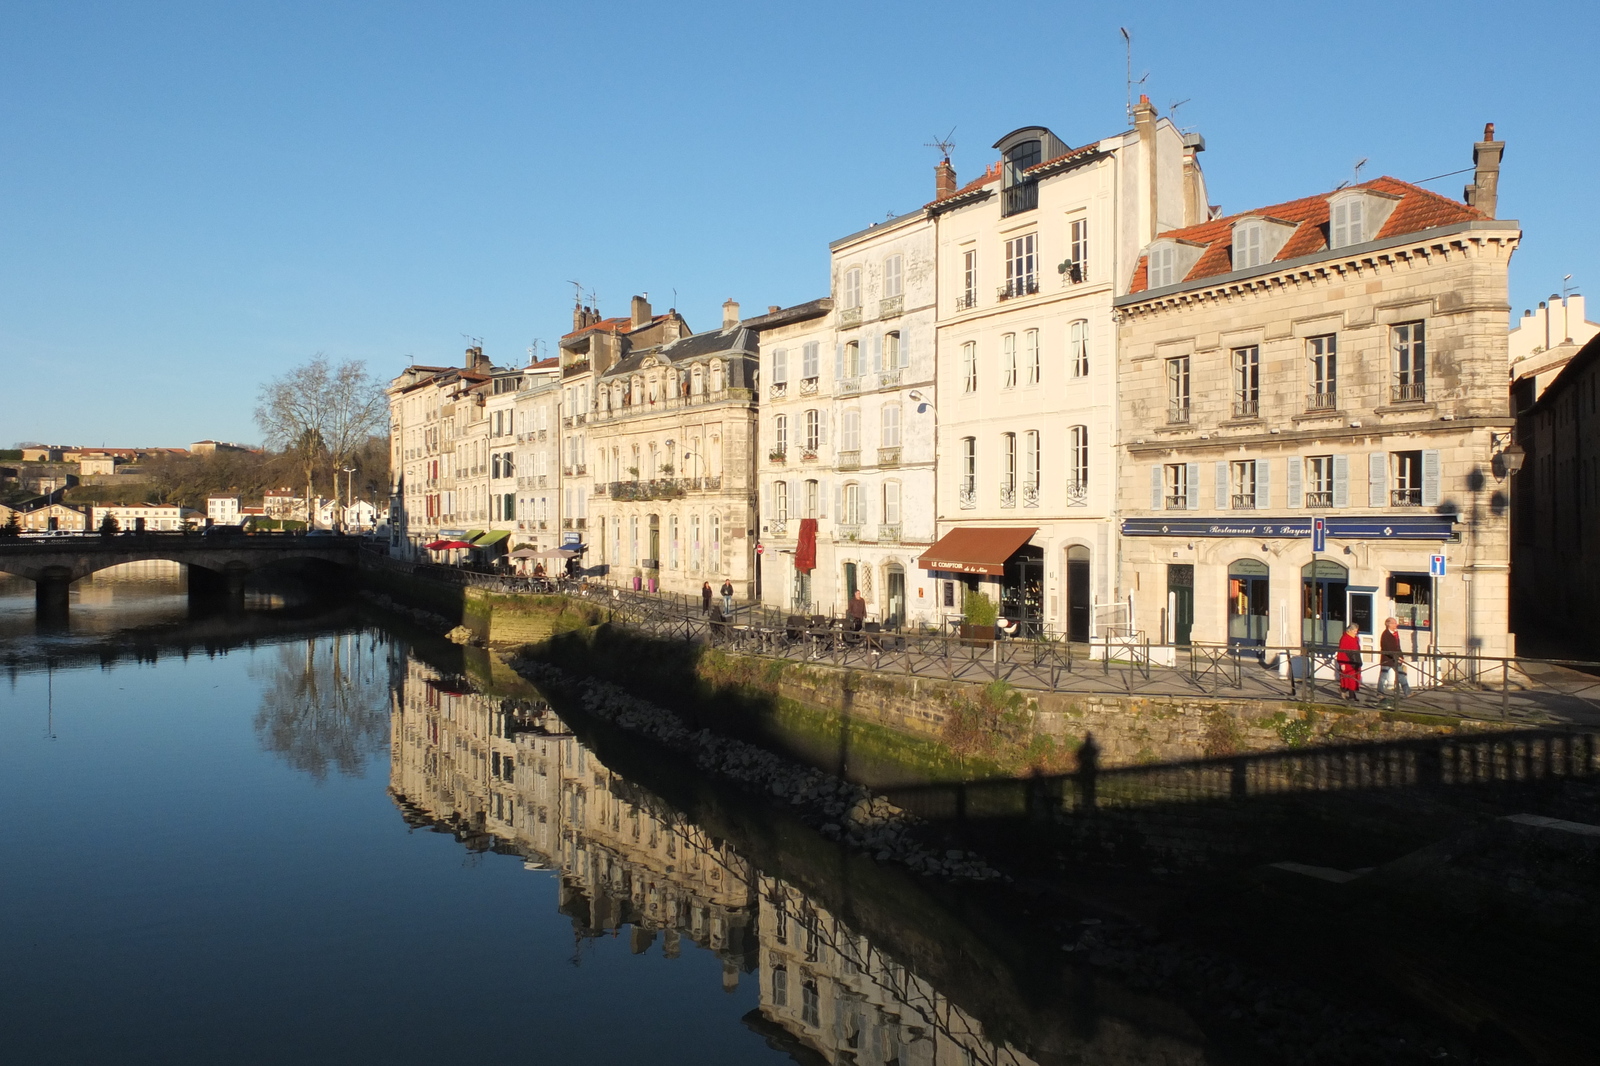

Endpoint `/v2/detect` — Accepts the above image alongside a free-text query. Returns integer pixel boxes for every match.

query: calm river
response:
[1,565,1206,1066]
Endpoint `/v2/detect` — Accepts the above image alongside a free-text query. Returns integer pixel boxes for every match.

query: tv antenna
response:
[1562,274,1577,300]
[1169,98,1192,128]
[1120,28,1149,121]
[460,333,483,349]
[1352,157,1369,183]
[924,127,957,163]
[526,339,545,363]
[568,280,585,306]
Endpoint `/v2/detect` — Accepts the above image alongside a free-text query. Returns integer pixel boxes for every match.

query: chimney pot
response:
[722,298,740,329]
[630,294,651,331]
[935,158,957,200]
[767,305,779,313]
[1464,122,1504,219]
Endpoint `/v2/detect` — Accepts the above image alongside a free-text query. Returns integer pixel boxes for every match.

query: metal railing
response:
[1306,391,1338,412]
[1391,382,1427,403]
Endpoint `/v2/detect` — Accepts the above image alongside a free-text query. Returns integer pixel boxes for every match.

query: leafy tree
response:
[255,356,388,530]
[0,510,20,538]
[98,511,119,536]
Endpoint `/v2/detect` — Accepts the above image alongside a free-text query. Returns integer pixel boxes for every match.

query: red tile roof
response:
[1128,176,1486,293]
[561,313,676,341]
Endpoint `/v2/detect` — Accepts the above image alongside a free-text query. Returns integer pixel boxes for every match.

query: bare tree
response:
[256,356,388,529]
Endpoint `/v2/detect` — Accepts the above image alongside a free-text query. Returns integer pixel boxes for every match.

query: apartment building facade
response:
[924,99,1208,639]
[510,357,564,553]
[1115,128,1520,659]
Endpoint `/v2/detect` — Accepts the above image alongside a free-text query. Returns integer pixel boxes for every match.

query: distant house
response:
[90,503,199,532]
[262,490,304,521]
[190,440,252,455]
[207,496,242,524]
[7,498,90,532]
[79,456,117,476]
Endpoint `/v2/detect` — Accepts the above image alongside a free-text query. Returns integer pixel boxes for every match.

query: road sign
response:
[756,543,765,555]
[1311,516,1326,552]
[1430,553,1446,577]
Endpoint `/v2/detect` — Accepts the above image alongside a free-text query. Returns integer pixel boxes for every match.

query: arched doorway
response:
[885,565,906,630]
[1065,545,1091,643]
[1227,558,1270,647]
[1302,559,1349,647]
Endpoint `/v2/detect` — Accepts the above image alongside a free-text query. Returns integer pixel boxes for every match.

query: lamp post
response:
[341,466,356,532]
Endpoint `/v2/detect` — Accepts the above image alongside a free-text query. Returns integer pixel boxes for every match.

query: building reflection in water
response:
[387,656,1044,1066]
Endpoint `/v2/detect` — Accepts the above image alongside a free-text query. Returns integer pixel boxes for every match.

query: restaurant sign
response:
[1120,514,1456,541]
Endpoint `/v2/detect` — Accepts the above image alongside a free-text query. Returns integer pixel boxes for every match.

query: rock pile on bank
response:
[510,659,1000,882]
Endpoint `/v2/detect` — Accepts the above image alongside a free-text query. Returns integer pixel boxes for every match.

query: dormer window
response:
[1332,197,1365,247]
[1145,238,1207,290]
[1233,222,1263,269]
[1149,245,1177,288]
[1000,139,1041,216]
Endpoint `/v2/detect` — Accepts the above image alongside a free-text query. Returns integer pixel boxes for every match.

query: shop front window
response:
[1227,558,1270,646]
[1302,559,1349,647]
[1390,572,1432,630]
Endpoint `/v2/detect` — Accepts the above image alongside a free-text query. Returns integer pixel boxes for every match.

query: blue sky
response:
[2,1,1596,447]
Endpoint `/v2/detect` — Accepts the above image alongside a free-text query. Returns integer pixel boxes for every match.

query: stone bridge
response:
[0,533,363,611]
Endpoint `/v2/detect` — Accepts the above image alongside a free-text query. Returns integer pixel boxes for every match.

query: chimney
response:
[722,298,740,330]
[465,346,488,373]
[935,158,957,200]
[630,294,651,331]
[1180,132,1205,227]
[1464,122,1504,218]
[1133,94,1160,244]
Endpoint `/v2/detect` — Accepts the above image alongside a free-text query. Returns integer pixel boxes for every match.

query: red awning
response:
[917,527,1038,576]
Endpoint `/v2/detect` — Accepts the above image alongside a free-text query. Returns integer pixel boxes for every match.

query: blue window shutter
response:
[1185,462,1200,510]
[1215,461,1230,509]
[1151,466,1164,510]
[1287,457,1303,508]
[1255,459,1270,510]
[1332,454,1349,508]
[1369,453,1387,507]
[1422,449,1441,506]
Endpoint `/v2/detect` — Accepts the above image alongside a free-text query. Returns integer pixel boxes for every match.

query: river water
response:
[1,566,1215,1066]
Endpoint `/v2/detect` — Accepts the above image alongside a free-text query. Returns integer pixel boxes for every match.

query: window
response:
[774,414,787,454]
[961,341,977,393]
[1331,196,1365,248]
[960,437,976,507]
[629,516,639,565]
[669,515,680,568]
[883,330,904,369]
[1023,430,1041,506]
[840,409,860,452]
[801,981,820,1028]
[1149,244,1176,288]
[801,342,820,381]
[883,255,902,298]
[773,481,788,522]
[1306,455,1335,508]
[1000,139,1041,215]
[1390,572,1432,629]
[1024,328,1040,384]
[1232,346,1260,418]
[845,340,865,380]
[1003,234,1037,297]
[710,513,720,562]
[772,348,788,384]
[842,268,862,309]
[804,479,819,518]
[1391,450,1423,505]
[883,481,901,525]
[1068,217,1089,281]
[1002,333,1017,388]
[804,409,820,453]
[1167,356,1191,422]
[1000,432,1017,506]
[1070,320,1088,377]
[960,248,977,308]
[1233,222,1263,269]
[843,483,862,525]
[1069,425,1088,503]
[1232,460,1257,509]
[690,514,702,568]
[1164,463,1189,509]
[1308,335,1337,410]
[880,404,900,448]
[1393,321,1426,402]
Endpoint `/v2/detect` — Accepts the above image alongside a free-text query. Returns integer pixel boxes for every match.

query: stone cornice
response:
[1123,414,1513,456]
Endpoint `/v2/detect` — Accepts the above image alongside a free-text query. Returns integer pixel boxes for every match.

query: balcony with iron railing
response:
[768,517,788,536]
[997,277,1040,301]
[837,451,861,471]
[877,446,900,467]
[1167,404,1191,425]
[838,306,862,327]
[1232,494,1257,510]
[589,388,755,425]
[800,448,818,463]
[999,483,1016,509]
[1066,480,1088,507]
[768,449,787,465]
[769,381,788,398]
[1306,391,1338,412]
[959,484,977,509]
[1391,381,1427,403]
[1022,483,1041,508]
[562,359,590,378]
[606,477,725,501]
[1306,491,1334,508]
[1232,398,1260,419]
[1000,180,1038,216]
[878,294,903,319]
[1391,487,1422,506]
[836,523,861,542]
[954,292,977,311]
[798,377,819,396]
[837,377,861,396]
[878,369,902,388]
[876,524,900,543]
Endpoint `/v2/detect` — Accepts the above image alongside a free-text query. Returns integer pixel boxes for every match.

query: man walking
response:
[847,589,867,631]
[720,578,734,617]
[1377,616,1411,700]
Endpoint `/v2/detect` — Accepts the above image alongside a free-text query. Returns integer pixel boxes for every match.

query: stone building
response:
[751,207,941,625]
[3,498,89,532]
[1509,292,1599,406]
[923,99,1209,639]
[387,349,491,555]
[1114,126,1520,660]
[588,301,760,599]
[89,503,198,532]
[1513,332,1600,652]
[510,356,564,554]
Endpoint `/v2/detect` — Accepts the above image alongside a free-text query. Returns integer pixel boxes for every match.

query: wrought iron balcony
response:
[877,446,901,467]
[997,277,1039,301]
[838,450,861,471]
[1022,483,1040,508]
[999,483,1016,508]
[959,484,976,509]
[768,450,787,465]
[1231,494,1257,510]
[877,524,900,543]
[800,448,818,463]
[1390,488,1422,506]
[1167,404,1191,425]
[836,523,861,542]
[954,292,977,311]
[768,518,788,536]
[838,306,862,327]
[1067,481,1088,507]
[837,377,861,396]
[878,294,903,319]
[1232,398,1260,419]
[769,381,788,398]
[798,378,819,396]
[879,369,903,387]
[1392,382,1427,403]
[1000,181,1038,216]
[1306,391,1338,412]
[1305,491,1334,508]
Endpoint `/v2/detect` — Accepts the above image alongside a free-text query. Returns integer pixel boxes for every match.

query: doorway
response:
[1227,558,1270,647]
[1002,545,1045,637]
[1066,546,1091,642]
[1301,559,1349,647]
[647,515,660,568]
[843,562,858,604]
[885,567,906,629]
[1167,563,1194,646]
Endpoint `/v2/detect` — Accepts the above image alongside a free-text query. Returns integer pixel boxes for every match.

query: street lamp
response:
[1490,433,1525,480]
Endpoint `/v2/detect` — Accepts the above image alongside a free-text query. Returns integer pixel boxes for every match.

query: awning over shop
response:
[463,529,485,543]
[918,527,1038,576]
[472,530,511,548]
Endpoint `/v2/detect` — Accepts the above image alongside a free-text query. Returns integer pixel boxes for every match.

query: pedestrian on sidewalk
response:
[720,579,734,617]
[701,581,712,615]
[847,589,867,632]
[1336,623,1364,702]
[1377,617,1412,700]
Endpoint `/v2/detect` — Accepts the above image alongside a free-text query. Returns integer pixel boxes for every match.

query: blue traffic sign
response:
[1430,553,1446,577]
[1311,516,1327,552]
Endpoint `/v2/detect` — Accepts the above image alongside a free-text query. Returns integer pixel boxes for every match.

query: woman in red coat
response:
[1336,623,1364,702]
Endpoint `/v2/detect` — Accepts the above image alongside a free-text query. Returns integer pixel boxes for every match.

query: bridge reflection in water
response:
[385,657,1204,1066]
